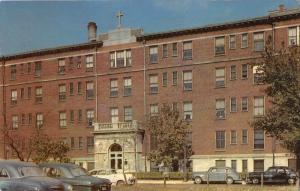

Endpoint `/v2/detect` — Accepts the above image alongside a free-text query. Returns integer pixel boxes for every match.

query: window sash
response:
[254,129,264,149]
[230,97,237,112]
[231,130,237,144]
[230,65,237,80]
[183,102,192,120]
[241,33,248,48]
[124,107,132,121]
[229,35,236,49]
[288,27,297,46]
[150,105,158,116]
[216,131,225,149]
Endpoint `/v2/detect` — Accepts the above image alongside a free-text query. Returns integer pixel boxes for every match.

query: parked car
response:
[0,160,72,191]
[192,166,241,184]
[89,169,135,185]
[247,166,297,185]
[39,162,112,191]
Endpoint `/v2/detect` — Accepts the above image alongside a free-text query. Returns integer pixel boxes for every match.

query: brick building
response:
[0,5,299,172]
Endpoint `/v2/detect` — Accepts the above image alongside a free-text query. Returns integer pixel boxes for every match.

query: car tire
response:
[116,180,125,186]
[288,178,295,185]
[194,176,202,184]
[226,177,234,185]
[252,178,259,184]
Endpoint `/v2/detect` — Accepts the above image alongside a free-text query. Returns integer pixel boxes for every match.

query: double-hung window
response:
[124,106,133,122]
[124,77,132,96]
[86,82,94,99]
[288,27,297,46]
[149,46,158,64]
[59,112,67,128]
[216,131,225,149]
[253,32,264,51]
[241,33,248,48]
[254,129,264,149]
[36,113,43,128]
[11,89,17,105]
[183,41,192,60]
[150,104,158,117]
[183,71,192,91]
[216,99,225,119]
[85,55,94,71]
[35,87,43,103]
[59,84,66,101]
[86,110,94,127]
[215,68,225,88]
[215,36,225,55]
[58,59,66,74]
[149,75,158,94]
[254,96,264,117]
[229,35,236,49]
[183,102,192,120]
[110,79,118,97]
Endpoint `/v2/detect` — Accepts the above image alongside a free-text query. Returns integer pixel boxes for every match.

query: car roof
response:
[39,162,78,168]
[0,160,37,168]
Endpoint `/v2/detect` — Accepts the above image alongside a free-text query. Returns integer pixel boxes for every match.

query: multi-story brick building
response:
[0,5,299,172]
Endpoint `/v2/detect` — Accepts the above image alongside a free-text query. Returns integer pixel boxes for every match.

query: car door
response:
[264,167,276,183]
[208,168,223,182]
[276,168,287,183]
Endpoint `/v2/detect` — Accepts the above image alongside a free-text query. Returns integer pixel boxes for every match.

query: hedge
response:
[128,172,192,180]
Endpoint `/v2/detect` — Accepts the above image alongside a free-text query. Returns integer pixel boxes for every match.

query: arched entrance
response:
[109,143,122,170]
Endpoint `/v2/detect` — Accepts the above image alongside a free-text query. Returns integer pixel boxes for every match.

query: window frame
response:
[215,67,225,88]
[183,101,193,121]
[215,36,225,56]
[253,32,265,52]
[215,131,226,150]
[183,71,192,91]
[241,33,248,48]
[183,41,193,60]
[229,35,236,50]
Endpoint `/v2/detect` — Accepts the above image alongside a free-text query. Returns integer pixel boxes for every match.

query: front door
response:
[109,144,122,170]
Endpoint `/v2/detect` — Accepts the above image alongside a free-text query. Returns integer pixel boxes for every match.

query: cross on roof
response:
[116,11,124,28]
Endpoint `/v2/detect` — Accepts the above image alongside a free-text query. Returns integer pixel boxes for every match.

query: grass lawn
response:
[112,184,298,191]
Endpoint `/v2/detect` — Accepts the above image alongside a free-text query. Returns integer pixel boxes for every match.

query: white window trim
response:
[241,129,248,144]
[215,131,226,150]
[230,130,237,145]
[241,33,249,49]
[253,129,265,150]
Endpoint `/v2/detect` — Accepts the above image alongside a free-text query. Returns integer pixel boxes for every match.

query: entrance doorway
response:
[109,144,122,170]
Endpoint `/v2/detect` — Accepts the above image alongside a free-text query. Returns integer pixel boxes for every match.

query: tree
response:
[2,127,70,163]
[252,38,300,153]
[146,105,192,170]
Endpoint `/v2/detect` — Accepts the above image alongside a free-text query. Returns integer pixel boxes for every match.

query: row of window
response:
[149,32,265,63]
[62,136,94,153]
[110,77,132,97]
[10,81,95,105]
[215,159,264,172]
[11,109,95,129]
[10,55,94,80]
[216,129,264,150]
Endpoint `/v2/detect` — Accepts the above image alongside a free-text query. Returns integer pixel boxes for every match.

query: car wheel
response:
[288,178,295,185]
[116,180,125,186]
[252,178,259,184]
[226,177,234,185]
[194,176,202,184]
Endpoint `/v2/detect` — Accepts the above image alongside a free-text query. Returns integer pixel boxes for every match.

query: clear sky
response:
[0,0,299,56]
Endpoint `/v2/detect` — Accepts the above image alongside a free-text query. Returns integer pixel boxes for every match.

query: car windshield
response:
[19,166,45,177]
[69,167,88,177]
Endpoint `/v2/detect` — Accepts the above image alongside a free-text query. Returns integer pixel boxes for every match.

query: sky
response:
[0,0,299,56]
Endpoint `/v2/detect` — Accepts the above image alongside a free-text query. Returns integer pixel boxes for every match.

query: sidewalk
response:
[136,180,194,184]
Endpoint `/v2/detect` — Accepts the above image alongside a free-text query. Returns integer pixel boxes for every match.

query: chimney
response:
[278,4,286,12]
[87,22,97,42]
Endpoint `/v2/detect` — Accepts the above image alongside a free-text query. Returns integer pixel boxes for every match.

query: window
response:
[87,136,94,154]
[27,87,32,99]
[69,83,74,95]
[59,112,67,128]
[20,64,24,74]
[28,113,32,125]
[69,57,74,70]
[21,114,25,124]
[59,84,66,101]
[35,87,42,103]
[288,27,297,46]
[86,110,94,127]
[172,71,177,86]
[35,62,42,76]
[230,130,237,144]
[254,160,264,172]
[241,33,248,48]
[254,96,264,116]
[21,88,24,99]
[241,64,248,79]
[253,65,264,85]
[231,160,237,171]
[254,129,264,149]
[11,65,16,80]
[12,115,18,129]
[230,65,237,80]
[110,108,119,123]
[216,99,225,119]
[86,82,94,99]
[162,73,168,87]
[183,71,192,91]
[149,46,158,64]
[124,77,132,96]
[110,79,118,97]
[11,89,17,105]
[78,110,82,122]
[110,50,131,68]
[215,36,225,55]
[172,43,178,57]
[253,32,264,51]
[230,97,237,112]
[70,110,74,123]
[150,104,158,117]
[241,97,248,111]
[58,59,66,74]
[124,106,132,122]
[215,68,225,88]
[242,160,248,172]
[162,44,168,58]
[71,137,75,149]
[229,35,236,49]
[77,82,82,94]
[172,102,178,111]
[76,56,82,69]
[183,41,192,60]
[183,102,192,120]
[216,131,225,149]
[78,137,83,149]
[36,113,43,128]
[242,129,248,144]
[85,55,94,71]
[149,74,158,94]
[27,63,31,74]
[215,160,226,167]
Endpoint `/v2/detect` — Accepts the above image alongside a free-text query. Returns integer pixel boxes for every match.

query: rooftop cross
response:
[116,11,124,28]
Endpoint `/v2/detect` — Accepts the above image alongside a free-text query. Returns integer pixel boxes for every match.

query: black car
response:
[0,160,72,191]
[248,166,297,185]
[39,162,112,191]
